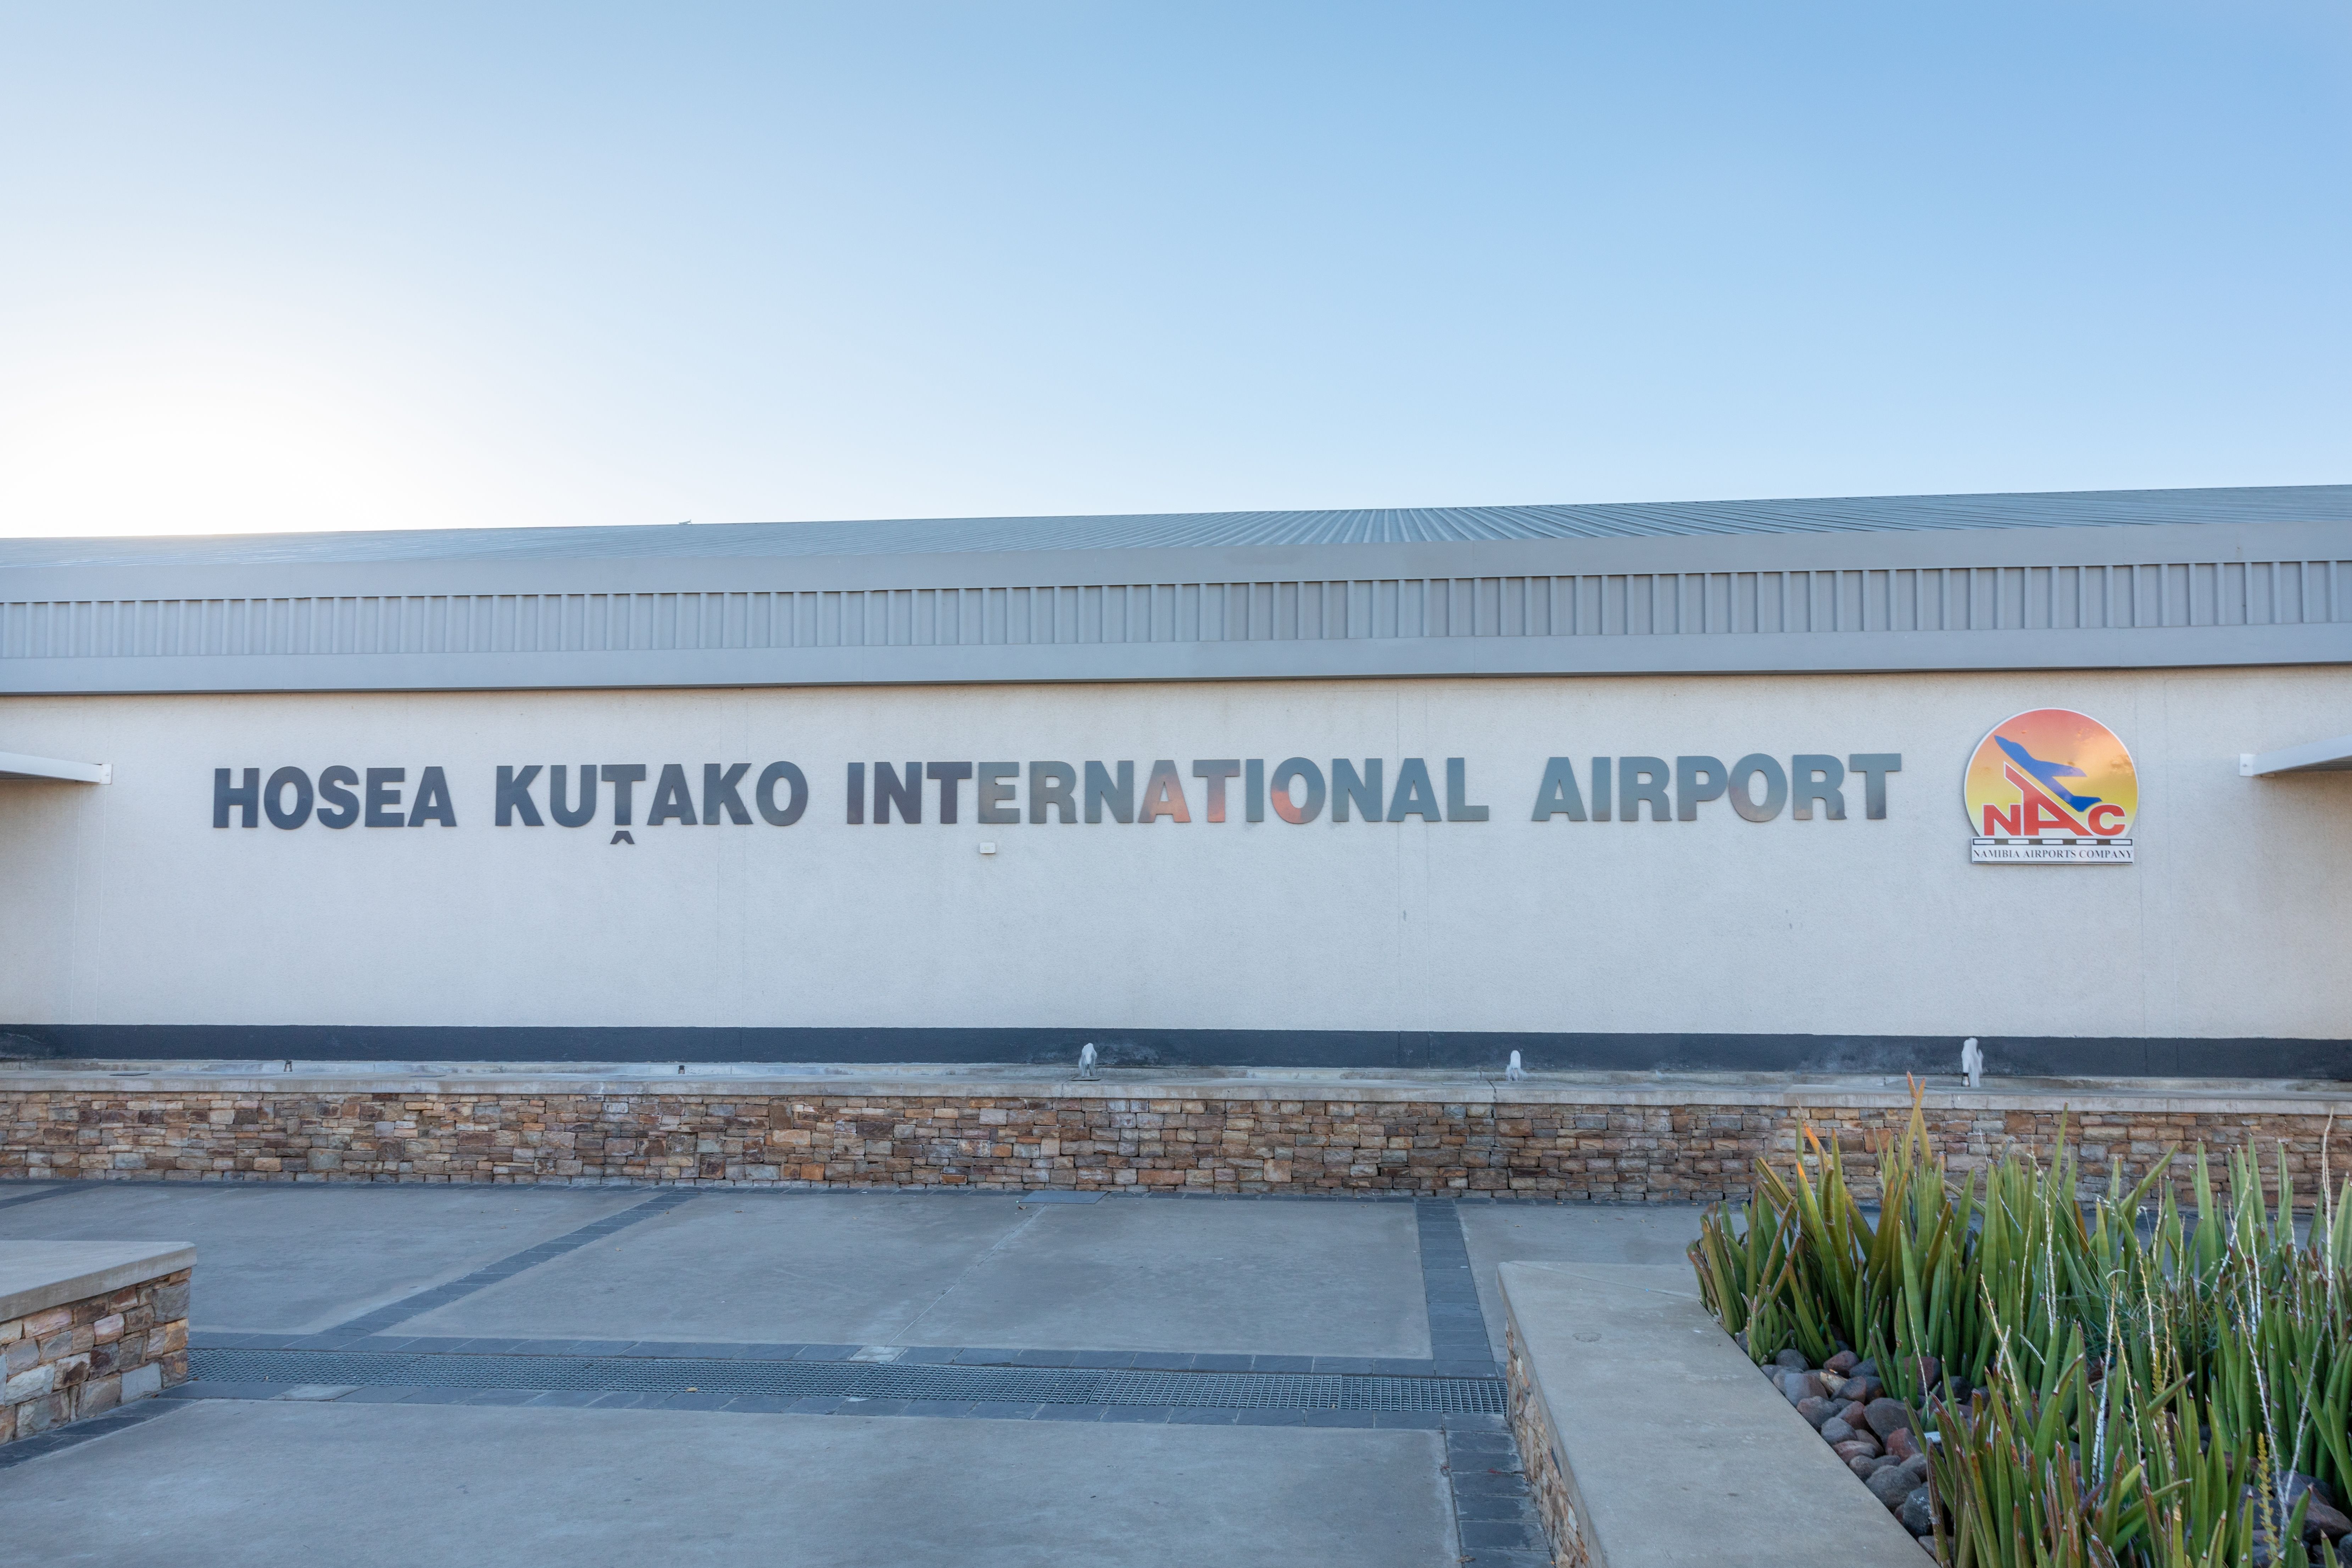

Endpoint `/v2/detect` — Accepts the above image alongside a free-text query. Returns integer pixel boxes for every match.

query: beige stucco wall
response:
[0,666,2345,1040]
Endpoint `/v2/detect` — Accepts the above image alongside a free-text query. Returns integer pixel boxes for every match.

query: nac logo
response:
[1964,709,2136,865]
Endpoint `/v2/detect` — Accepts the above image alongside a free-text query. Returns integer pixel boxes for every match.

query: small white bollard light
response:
[978,841,997,855]
[1077,1042,1098,1081]
[1505,1049,1528,1082]
[1961,1037,1984,1089]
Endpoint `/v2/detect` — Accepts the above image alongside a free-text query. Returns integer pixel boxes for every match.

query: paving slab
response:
[905,1198,1428,1357]
[0,1399,1456,1568]
[1459,1204,1706,1360]
[405,1193,1429,1356]
[0,1184,647,1333]
[401,1191,1037,1344]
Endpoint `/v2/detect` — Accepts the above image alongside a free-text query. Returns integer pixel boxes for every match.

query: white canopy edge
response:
[2241,733,2352,777]
[0,750,111,783]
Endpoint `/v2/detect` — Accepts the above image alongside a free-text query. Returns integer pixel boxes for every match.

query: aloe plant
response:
[1688,1084,2351,1567]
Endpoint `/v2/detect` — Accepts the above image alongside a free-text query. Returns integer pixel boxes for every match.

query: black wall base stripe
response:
[8,1024,2345,1079]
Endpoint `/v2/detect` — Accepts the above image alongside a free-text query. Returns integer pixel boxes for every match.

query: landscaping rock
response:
[1825,1350,1861,1376]
[2287,1474,2352,1541]
[1841,1376,1884,1404]
[1865,1397,1915,1442]
[1796,1395,1837,1429]
[1850,1456,1886,1479]
[1781,1371,1826,1405]
[1820,1417,1856,1444]
[1868,1465,1917,1511]
[2288,1473,2341,1509]
[1833,1438,1883,1464]
[1883,1425,1920,1463]
[1773,1350,1812,1372]
[1839,1399,1868,1427]
[1900,1454,1931,1485]
[1899,1486,1934,1536]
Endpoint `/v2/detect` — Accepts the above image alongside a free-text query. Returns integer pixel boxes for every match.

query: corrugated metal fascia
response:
[2,624,2342,698]
[0,516,2338,604]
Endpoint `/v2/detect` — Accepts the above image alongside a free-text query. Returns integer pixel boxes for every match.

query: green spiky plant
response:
[1688,1088,2352,1568]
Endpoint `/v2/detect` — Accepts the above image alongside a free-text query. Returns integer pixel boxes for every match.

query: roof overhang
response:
[0,751,112,783]
[2,485,2344,695]
[2241,735,2352,777]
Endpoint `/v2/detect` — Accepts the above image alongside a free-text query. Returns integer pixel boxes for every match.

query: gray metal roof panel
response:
[3,485,2345,693]
[3,483,2347,570]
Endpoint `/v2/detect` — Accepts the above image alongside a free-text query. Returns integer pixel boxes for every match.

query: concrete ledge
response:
[4,1061,2352,1115]
[1,1245,191,1446]
[1500,1261,1922,1568]
[0,1242,196,1322]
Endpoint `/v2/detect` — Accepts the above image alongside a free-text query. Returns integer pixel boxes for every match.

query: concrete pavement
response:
[0,1400,1455,1568]
[0,1181,1713,1564]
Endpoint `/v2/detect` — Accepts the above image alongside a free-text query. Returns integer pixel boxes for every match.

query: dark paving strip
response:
[167,1378,1507,1430]
[189,1329,1467,1378]
[0,1396,185,1470]
[1416,1201,1549,1561]
[0,1185,80,1212]
[325,1189,701,1337]
[188,1346,1506,1413]
[1415,1199,1499,1373]
[1443,1424,1551,1566]
[0,1177,1577,1205]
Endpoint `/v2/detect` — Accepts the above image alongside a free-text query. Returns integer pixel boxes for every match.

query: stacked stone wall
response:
[2,1088,2347,1201]
[1506,1313,1584,1568]
[1,1269,189,1445]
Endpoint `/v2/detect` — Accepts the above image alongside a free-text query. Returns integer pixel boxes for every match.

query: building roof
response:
[1,485,2346,694]
[2,483,2346,569]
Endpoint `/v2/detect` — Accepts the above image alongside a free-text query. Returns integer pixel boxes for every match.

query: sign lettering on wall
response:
[208,753,1902,832]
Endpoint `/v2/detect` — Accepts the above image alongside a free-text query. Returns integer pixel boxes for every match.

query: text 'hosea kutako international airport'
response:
[1,484,2349,1077]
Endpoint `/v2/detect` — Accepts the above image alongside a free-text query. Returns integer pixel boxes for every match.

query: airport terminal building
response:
[1,484,2348,1083]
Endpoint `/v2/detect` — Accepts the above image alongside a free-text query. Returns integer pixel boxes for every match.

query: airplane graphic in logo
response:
[1991,736,2102,812]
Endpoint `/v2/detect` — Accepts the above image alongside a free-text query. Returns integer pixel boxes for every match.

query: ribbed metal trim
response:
[4,483,2346,569]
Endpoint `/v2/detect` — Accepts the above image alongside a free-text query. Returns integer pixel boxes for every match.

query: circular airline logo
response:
[1964,708,2137,864]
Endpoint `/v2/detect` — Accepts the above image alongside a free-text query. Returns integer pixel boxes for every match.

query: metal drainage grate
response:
[191,1348,1504,1414]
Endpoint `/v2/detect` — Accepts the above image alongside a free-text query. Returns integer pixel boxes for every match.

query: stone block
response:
[78,1373,121,1416]
[22,1307,71,1340]
[5,1363,55,1403]
[120,1361,163,1403]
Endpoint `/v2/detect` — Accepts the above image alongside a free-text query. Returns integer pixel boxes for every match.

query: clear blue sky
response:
[1,2,2346,537]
